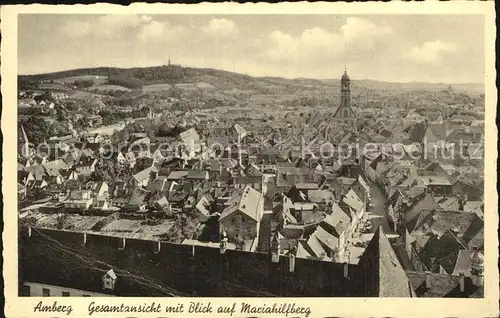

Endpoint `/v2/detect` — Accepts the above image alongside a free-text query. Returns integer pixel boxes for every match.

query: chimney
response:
[425,271,432,289]
[289,254,295,273]
[344,263,349,278]
[344,252,350,278]
[459,273,465,292]
[237,134,243,167]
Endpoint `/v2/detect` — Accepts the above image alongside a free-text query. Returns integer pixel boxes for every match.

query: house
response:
[146,176,169,192]
[194,195,213,219]
[91,181,109,199]
[276,165,322,192]
[452,180,483,201]
[63,190,93,211]
[422,161,458,179]
[340,189,365,221]
[74,157,98,176]
[42,159,70,176]
[102,269,117,291]
[233,175,263,191]
[28,179,48,190]
[408,121,447,144]
[309,225,340,259]
[145,191,170,210]
[132,166,158,187]
[167,170,189,181]
[400,192,443,225]
[122,187,148,214]
[25,165,46,182]
[349,175,371,206]
[60,170,79,182]
[159,157,185,176]
[319,206,352,256]
[219,185,264,243]
[18,182,27,201]
[178,127,201,158]
[406,270,483,298]
[419,176,452,196]
[230,123,247,142]
[186,170,209,182]
[307,190,335,205]
[323,176,356,198]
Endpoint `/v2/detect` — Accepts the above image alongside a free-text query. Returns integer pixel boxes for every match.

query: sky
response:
[18,14,485,83]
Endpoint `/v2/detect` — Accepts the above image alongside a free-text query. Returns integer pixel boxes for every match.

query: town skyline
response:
[19,14,485,83]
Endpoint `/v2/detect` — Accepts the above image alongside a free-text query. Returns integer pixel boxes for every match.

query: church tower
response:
[340,71,351,108]
[333,70,357,131]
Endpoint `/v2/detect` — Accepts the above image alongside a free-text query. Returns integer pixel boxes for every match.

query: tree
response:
[73,79,95,89]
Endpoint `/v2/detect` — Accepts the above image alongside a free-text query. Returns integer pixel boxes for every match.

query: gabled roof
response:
[305,235,329,259]
[105,269,117,279]
[323,203,351,235]
[356,175,370,193]
[359,226,415,297]
[295,240,314,259]
[25,165,46,180]
[312,226,339,252]
[428,123,447,140]
[179,127,200,144]
[342,189,364,213]
[132,166,157,182]
[411,209,482,238]
[167,170,189,180]
[219,185,263,222]
[408,122,427,143]
[186,170,209,180]
[307,190,335,204]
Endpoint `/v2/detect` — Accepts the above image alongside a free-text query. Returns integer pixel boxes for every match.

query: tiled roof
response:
[219,185,263,222]
[342,189,364,213]
[406,271,482,297]
[411,209,482,238]
[427,123,445,138]
[132,166,157,182]
[312,226,339,252]
[167,170,189,180]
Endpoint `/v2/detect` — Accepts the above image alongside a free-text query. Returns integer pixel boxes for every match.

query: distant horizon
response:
[18,64,484,86]
[19,15,485,84]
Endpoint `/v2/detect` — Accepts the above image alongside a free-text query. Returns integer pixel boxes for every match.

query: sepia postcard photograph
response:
[2,2,498,317]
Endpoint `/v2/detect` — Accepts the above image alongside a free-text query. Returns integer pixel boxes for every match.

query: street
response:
[366,181,394,234]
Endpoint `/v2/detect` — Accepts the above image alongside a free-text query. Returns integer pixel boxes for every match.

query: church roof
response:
[359,226,415,297]
[341,71,350,81]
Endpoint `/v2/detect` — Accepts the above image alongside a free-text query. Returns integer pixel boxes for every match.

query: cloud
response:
[405,40,458,64]
[202,18,238,37]
[341,17,392,40]
[137,21,186,42]
[59,15,187,43]
[61,15,153,38]
[263,17,392,62]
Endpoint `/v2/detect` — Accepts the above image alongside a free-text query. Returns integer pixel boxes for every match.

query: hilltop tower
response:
[332,70,357,131]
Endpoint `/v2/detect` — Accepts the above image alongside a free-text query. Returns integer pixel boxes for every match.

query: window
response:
[42,288,50,297]
[20,285,30,296]
[62,291,70,297]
